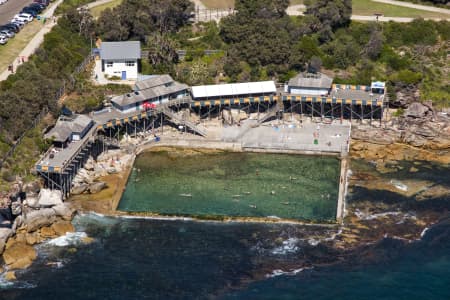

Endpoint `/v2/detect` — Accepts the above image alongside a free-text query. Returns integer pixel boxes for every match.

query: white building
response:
[191,81,277,100]
[286,73,333,96]
[100,41,141,80]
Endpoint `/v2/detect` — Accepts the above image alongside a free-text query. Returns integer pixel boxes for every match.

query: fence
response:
[0,54,94,171]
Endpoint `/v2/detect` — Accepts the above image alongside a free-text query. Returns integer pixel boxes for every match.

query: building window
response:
[106,61,113,67]
[125,61,135,67]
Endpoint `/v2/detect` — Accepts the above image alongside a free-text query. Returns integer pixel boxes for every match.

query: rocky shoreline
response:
[1,103,449,282]
[0,182,77,281]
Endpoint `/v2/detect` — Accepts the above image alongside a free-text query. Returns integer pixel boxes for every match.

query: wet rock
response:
[0,228,13,254]
[2,242,37,270]
[4,271,16,281]
[71,184,88,195]
[52,204,76,221]
[24,208,57,232]
[88,182,107,194]
[37,189,63,207]
[51,221,75,236]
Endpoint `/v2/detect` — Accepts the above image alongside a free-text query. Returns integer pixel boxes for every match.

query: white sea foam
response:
[271,238,300,255]
[46,232,88,247]
[0,275,36,290]
[420,227,429,238]
[266,267,312,278]
[308,239,320,246]
[118,215,195,221]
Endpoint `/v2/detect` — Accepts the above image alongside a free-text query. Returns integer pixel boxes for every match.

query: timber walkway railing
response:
[156,105,208,137]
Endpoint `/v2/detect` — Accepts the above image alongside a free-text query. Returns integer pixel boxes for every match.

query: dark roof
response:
[100,41,141,60]
[135,75,174,91]
[112,81,188,107]
[44,115,93,143]
[288,73,333,89]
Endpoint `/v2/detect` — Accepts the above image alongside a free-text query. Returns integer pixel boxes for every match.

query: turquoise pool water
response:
[118,151,340,221]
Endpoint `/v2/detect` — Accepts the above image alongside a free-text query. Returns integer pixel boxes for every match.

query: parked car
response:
[33,0,49,6]
[21,8,39,17]
[1,24,20,33]
[28,3,45,12]
[0,36,8,45]
[12,13,33,23]
[11,19,26,28]
[0,29,14,38]
[11,20,25,29]
[0,0,8,5]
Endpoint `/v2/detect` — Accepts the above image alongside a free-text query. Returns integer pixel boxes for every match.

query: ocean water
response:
[1,213,449,300]
[119,151,340,221]
[1,158,449,299]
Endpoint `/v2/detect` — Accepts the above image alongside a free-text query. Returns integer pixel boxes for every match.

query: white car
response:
[12,13,33,23]
[0,0,8,5]
[0,36,7,45]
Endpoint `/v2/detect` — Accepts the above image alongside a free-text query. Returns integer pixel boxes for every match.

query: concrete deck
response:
[219,118,351,154]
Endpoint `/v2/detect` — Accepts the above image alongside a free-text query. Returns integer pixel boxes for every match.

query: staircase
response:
[156,106,208,137]
[233,102,284,141]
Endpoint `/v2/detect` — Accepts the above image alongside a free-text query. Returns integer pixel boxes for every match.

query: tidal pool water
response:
[118,151,341,221]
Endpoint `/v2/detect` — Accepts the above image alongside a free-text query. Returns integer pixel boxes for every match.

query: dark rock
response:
[405,102,432,119]
[88,182,107,194]
[71,184,88,195]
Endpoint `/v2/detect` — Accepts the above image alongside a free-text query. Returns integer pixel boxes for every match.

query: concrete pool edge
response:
[111,142,347,223]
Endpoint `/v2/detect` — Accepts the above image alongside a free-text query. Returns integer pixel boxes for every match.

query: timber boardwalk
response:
[35,73,386,221]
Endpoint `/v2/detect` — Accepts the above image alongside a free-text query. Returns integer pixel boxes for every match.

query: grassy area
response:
[200,0,449,19]
[353,0,450,18]
[0,20,44,72]
[199,0,234,9]
[90,0,123,18]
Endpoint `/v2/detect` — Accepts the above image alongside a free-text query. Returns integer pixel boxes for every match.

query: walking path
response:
[83,0,116,9]
[372,0,450,14]
[191,0,449,22]
[0,0,62,81]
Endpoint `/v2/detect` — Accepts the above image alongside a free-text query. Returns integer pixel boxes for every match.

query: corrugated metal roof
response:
[288,73,333,89]
[44,115,93,142]
[135,75,174,91]
[191,81,276,99]
[112,82,188,107]
[100,41,141,60]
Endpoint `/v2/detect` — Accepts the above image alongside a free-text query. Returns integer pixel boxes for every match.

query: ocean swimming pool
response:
[118,150,340,221]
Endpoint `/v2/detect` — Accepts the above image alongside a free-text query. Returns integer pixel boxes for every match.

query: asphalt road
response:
[0,0,34,25]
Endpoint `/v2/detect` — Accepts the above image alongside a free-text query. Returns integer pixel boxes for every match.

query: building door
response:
[121,71,126,80]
